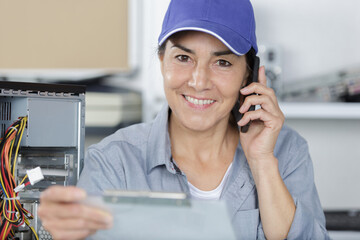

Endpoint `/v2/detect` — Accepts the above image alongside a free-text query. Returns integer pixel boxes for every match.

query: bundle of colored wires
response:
[0,116,39,240]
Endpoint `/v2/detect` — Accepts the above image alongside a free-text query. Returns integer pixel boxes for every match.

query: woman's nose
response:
[188,64,212,91]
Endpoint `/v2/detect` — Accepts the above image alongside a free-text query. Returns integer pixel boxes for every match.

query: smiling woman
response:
[37,0,330,239]
[160,31,248,132]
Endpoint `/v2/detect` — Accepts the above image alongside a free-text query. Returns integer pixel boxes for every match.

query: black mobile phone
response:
[232,56,260,133]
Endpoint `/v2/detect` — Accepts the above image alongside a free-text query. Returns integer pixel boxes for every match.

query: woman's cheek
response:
[163,63,191,89]
[212,72,243,98]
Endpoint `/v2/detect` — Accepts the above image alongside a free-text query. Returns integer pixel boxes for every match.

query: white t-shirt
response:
[188,163,233,200]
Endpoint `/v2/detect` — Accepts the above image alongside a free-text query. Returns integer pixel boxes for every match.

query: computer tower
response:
[0,81,85,240]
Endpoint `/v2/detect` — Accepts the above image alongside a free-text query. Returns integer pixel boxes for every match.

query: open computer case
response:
[0,81,85,240]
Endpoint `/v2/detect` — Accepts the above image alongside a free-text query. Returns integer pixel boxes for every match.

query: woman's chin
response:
[179,118,215,132]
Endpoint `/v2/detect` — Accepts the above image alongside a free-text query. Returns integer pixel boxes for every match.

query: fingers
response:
[40,185,87,203]
[257,66,266,86]
[240,83,277,104]
[238,108,284,131]
[38,186,113,240]
[239,94,279,115]
[39,203,113,240]
[38,201,113,224]
[241,66,277,104]
[239,65,283,119]
[42,216,112,232]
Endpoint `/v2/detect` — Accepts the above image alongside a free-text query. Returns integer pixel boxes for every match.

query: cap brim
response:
[158,20,252,56]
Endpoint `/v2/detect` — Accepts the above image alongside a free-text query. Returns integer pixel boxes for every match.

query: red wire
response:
[1,139,12,204]
[3,120,19,137]
[5,222,12,238]
[1,122,20,239]
[4,134,16,194]
[0,222,12,239]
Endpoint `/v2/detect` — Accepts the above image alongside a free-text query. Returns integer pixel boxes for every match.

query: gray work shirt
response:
[77,104,330,239]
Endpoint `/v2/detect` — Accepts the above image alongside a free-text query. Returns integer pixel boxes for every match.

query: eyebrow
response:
[171,44,194,54]
[171,44,235,57]
[213,50,235,56]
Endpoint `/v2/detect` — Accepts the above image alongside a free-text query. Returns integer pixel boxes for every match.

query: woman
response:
[38,0,330,239]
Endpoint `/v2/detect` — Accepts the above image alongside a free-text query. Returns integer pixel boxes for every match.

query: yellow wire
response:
[8,139,17,190]
[5,123,19,164]
[6,119,22,176]
[9,138,16,175]
[19,174,28,185]
[2,219,10,240]
[24,217,39,240]
[1,117,29,239]
[2,223,7,240]
[8,122,20,178]
[0,158,9,199]
[2,200,19,223]
[5,124,18,138]
[0,128,18,200]
[12,117,27,177]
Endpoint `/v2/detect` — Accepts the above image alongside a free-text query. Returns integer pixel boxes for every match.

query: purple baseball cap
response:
[158,0,258,56]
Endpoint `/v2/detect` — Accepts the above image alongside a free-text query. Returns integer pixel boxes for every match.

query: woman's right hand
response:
[38,186,113,240]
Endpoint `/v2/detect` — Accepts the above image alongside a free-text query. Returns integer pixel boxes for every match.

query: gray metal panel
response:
[25,98,79,147]
[9,97,28,121]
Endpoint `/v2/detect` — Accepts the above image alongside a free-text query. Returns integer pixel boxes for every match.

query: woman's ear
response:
[158,52,165,62]
[158,40,167,63]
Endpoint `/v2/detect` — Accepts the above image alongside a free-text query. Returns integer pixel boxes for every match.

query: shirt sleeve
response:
[282,136,330,239]
[76,145,127,195]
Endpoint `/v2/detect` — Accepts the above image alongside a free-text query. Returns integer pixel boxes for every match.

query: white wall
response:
[285,118,360,209]
[252,0,360,82]
[140,0,170,122]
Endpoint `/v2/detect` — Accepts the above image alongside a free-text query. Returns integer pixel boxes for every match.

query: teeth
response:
[185,95,214,105]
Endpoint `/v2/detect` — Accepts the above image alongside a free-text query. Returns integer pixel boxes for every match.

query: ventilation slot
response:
[0,102,11,138]
[0,102,11,121]
[1,124,5,138]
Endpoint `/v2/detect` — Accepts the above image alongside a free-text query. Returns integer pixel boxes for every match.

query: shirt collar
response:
[146,103,175,174]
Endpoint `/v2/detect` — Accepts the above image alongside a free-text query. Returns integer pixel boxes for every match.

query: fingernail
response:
[240,87,249,93]
[104,214,113,225]
[98,210,113,222]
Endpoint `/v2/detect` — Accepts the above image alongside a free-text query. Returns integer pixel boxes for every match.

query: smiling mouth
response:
[183,95,215,105]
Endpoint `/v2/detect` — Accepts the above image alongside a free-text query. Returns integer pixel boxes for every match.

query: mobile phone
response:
[232,56,260,133]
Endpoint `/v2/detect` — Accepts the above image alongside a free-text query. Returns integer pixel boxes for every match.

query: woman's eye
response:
[216,59,232,67]
[176,55,190,62]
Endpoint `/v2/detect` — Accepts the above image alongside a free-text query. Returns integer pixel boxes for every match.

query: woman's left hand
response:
[237,66,285,170]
